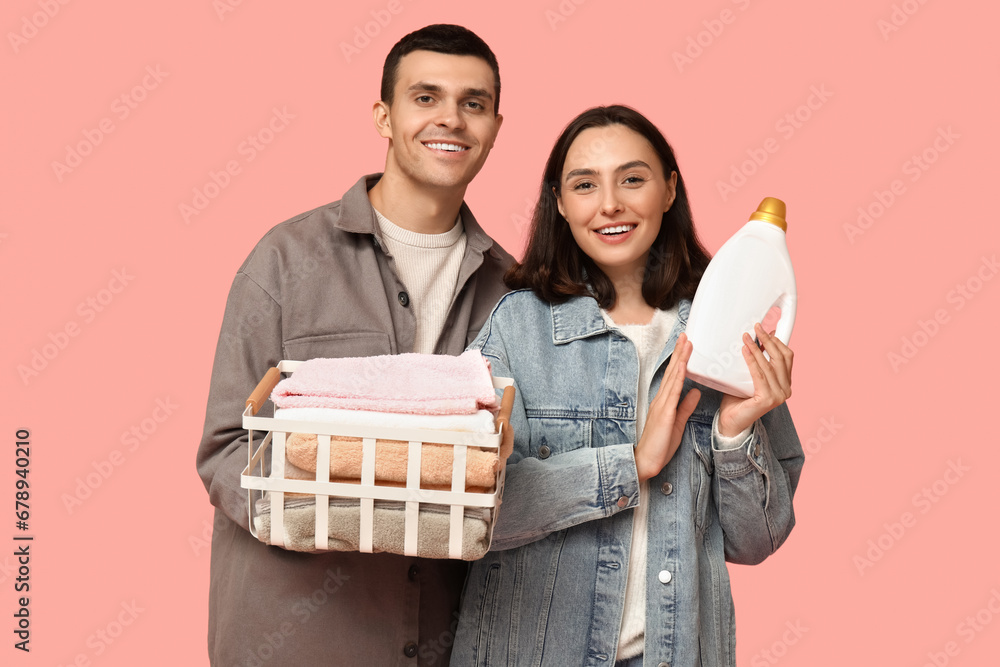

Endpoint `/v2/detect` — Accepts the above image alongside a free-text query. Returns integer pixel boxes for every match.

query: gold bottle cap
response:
[749,197,787,231]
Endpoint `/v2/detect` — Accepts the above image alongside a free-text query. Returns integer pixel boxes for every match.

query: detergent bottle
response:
[685,197,797,398]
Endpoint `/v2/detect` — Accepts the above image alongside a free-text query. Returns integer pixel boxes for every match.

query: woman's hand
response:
[634,333,702,482]
[717,323,794,438]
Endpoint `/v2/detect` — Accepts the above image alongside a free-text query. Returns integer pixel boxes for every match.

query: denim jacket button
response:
[538,445,551,459]
[616,495,628,509]
[657,569,672,584]
[661,482,673,495]
[754,443,762,457]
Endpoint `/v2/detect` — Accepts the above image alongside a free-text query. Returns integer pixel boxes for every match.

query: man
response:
[196,24,510,665]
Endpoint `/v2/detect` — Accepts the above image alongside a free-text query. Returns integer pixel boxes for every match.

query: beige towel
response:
[278,458,492,495]
[254,497,491,560]
[284,433,499,489]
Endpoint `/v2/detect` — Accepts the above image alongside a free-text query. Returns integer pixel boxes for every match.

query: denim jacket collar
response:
[549,295,692,346]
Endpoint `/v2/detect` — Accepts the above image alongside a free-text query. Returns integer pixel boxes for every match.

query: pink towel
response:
[271,350,498,415]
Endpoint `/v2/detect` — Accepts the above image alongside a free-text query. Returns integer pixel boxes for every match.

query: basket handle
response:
[246,367,281,415]
[495,385,516,461]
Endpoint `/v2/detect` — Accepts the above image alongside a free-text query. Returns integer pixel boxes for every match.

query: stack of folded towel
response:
[253,350,504,559]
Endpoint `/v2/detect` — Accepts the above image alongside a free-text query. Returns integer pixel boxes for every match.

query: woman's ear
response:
[553,186,566,219]
[664,171,678,211]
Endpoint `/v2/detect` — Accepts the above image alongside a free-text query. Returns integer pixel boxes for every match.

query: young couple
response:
[197,23,804,667]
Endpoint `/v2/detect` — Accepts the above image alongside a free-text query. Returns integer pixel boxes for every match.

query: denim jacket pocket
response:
[474,562,502,667]
[689,416,714,532]
[525,414,592,458]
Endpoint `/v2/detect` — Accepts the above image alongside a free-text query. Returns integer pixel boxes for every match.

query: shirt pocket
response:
[282,332,391,360]
[524,414,592,459]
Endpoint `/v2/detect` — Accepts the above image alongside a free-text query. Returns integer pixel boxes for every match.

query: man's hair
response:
[381,24,501,114]
[506,105,712,310]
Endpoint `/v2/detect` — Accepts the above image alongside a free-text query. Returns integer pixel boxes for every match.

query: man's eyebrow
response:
[462,87,493,101]
[407,82,443,95]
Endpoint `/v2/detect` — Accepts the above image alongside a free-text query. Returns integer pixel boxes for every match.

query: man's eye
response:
[466,101,484,110]
[416,95,434,103]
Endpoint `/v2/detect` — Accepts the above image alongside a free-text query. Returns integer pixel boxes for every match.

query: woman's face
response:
[556,124,677,284]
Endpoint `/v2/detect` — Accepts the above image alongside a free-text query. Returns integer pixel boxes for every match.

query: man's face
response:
[375,50,503,192]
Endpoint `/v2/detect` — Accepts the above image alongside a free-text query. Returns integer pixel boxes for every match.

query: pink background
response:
[4,0,999,664]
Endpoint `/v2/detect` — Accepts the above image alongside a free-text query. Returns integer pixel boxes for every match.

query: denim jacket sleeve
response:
[710,402,804,565]
[471,309,642,552]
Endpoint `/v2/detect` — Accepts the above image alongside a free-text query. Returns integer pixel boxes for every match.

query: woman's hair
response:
[506,105,711,310]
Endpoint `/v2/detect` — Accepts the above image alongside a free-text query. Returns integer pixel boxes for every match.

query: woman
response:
[451,105,804,667]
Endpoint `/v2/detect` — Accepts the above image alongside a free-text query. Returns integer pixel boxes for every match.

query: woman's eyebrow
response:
[564,167,597,181]
[564,160,652,182]
[616,160,652,172]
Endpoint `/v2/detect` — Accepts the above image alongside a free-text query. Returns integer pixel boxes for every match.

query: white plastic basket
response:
[240,360,515,560]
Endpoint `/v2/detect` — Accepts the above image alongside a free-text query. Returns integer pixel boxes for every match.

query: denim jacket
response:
[452,290,804,667]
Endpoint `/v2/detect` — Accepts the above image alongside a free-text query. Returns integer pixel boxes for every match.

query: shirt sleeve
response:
[471,311,642,552]
[710,402,804,565]
[196,272,283,531]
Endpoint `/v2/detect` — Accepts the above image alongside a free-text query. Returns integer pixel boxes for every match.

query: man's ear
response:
[373,100,392,139]
[490,113,504,147]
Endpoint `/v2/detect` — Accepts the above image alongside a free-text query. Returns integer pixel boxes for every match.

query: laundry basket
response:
[240,359,515,560]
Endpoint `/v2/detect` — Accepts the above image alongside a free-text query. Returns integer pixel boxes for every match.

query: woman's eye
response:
[623,176,646,185]
[572,182,595,191]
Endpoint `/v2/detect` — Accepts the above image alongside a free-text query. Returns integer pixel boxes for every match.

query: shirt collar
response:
[333,173,498,257]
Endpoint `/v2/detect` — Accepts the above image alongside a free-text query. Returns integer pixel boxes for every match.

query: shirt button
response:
[661,482,673,495]
[658,569,672,584]
[403,642,418,658]
[407,564,419,581]
[538,445,551,459]
[398,291,410,307]
[617,496,629,509]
